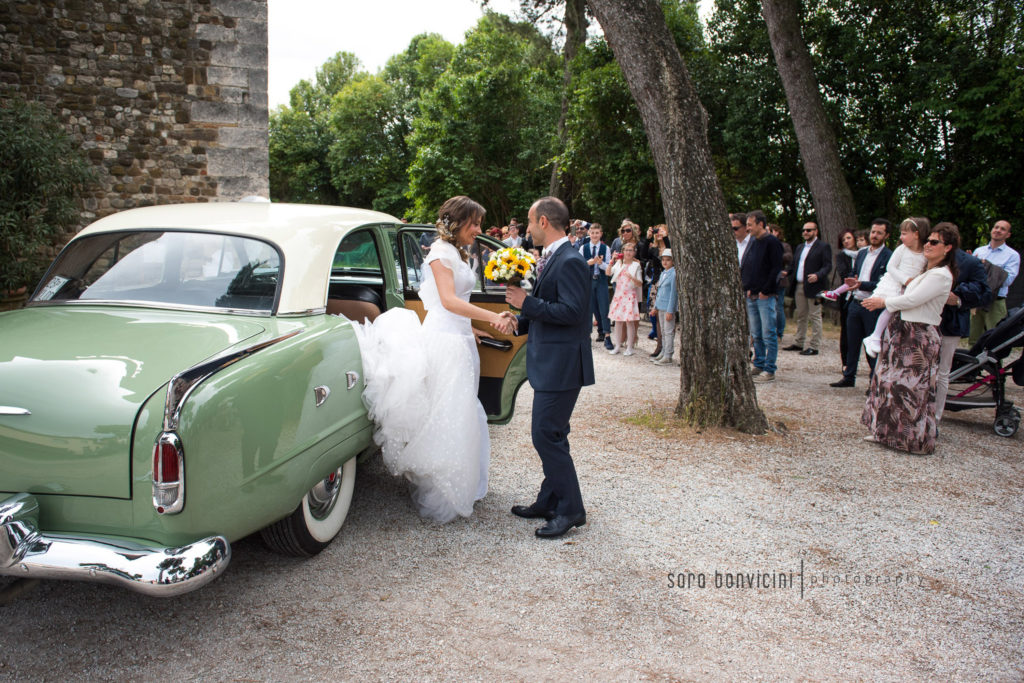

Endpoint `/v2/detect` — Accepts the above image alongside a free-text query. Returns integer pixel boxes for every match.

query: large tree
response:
[760,0,858,249]
[587,0,769,433]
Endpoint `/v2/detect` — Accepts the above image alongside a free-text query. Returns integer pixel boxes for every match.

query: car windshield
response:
[31,230,282,313]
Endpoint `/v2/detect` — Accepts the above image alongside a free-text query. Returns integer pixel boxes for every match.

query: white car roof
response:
[76,202,401,315]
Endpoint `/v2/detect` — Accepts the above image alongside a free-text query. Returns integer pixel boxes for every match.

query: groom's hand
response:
[506,285,526,309]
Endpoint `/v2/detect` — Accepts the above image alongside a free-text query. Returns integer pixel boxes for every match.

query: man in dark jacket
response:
[783,221,832,355]
[935,242,991,419]
[742,211,784,382]
[830,219,892,388]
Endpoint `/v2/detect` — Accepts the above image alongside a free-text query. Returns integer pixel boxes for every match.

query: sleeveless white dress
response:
[353,240,490,523]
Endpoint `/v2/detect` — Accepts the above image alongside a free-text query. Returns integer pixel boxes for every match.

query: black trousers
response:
[843,299,881,382]
[530,387,585,516]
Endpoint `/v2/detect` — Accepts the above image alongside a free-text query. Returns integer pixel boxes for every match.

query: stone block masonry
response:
[0,0,269,227]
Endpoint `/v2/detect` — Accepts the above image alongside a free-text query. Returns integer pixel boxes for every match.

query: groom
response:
[506,196,595,538]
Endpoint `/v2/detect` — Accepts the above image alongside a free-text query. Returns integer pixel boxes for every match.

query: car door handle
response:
[478,338,513,351]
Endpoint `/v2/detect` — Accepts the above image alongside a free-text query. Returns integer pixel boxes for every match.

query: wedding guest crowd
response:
[495,208,1015,457]
[727,208,1016,456]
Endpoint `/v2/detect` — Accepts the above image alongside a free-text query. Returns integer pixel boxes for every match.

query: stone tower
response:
[0,0,269,224]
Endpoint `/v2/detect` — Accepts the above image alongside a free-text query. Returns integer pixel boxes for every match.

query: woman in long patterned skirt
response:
[861,222,959,455]
[862,314,942,453]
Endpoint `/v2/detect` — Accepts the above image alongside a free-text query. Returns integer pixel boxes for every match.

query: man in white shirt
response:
[969,219,1019,344]
[731,213,750,263]
[830,219,892,388]
[503,223,522,248]
[783,221,831,355]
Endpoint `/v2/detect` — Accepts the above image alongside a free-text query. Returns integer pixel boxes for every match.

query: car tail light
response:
[152,432,185,514]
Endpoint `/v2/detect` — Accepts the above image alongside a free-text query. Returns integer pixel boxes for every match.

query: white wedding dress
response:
[353,240,490,523]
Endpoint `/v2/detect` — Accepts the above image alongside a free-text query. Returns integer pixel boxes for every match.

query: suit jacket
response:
[940,250,990,337]
[849,245,893,296]
[518,241,596,392]
[790,239,833,297]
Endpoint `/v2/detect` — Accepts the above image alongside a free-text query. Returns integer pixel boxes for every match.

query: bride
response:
[354,196,515,522]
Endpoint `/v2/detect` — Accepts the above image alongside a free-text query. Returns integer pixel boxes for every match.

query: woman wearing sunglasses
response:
[860,223,958,455]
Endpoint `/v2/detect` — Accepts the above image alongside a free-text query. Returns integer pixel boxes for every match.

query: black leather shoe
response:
[829,377,855,388]
[535,512,586,538]
[799,348,819,356]
[782,344,803,351]
[511,503,553,519]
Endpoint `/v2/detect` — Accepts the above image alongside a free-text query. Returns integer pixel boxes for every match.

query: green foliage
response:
[560,1,709,229]
[0,98,93,293]
[268,51,362,204]
[327,74,412,216]
[702,0,1023,249]
[406,12,561,224]
[266,0,1022,254]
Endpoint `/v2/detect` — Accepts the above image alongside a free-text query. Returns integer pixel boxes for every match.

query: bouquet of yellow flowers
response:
[484,246,537,286]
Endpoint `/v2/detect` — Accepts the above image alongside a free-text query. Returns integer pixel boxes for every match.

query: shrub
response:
[0,97,93,293]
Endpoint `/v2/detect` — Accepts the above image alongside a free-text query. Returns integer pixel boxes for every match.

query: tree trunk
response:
[587,0,769,434]
[548,0,587,207]
[761,0,858,249]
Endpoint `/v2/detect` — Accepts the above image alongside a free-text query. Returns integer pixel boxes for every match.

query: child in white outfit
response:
[859,218,930,357]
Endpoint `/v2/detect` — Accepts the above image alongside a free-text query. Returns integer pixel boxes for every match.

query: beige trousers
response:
[934,335,961,421]
[793,288,823,351]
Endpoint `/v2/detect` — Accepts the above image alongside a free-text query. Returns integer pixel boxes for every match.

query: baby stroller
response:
[944,305,1024,437]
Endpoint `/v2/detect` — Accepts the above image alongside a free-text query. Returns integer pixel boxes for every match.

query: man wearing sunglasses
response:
[731,213,751,262]
[783,222,832,356]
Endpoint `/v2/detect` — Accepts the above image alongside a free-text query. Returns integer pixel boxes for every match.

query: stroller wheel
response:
[993,408,1020,438]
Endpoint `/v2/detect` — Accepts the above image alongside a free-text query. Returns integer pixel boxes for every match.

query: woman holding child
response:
[860,222,958,455]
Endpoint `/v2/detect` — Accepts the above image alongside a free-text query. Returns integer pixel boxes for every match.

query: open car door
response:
[395,226,528,424]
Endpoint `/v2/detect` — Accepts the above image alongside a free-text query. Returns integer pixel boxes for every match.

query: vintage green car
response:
[0,202,527,596]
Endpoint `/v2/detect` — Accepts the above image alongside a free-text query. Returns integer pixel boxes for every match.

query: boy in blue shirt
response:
[649,249,677,365]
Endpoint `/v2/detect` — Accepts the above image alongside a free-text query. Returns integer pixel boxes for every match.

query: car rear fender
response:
[129,316,373,544]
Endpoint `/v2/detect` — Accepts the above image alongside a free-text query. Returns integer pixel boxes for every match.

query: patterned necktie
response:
[536,253,550,275]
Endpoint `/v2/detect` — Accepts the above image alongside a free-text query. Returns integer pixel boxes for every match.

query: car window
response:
[32,231,281,312]
[398,228,514,294]
[332,229,385,286]
[399,229,433,291]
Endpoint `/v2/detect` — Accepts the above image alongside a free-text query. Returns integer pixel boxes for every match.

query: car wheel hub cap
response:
[307,467,343,520]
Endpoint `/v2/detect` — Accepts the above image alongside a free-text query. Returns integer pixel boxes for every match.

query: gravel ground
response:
[2,323,1023,680]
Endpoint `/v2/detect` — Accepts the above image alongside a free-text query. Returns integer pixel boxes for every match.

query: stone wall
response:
[0,0,269,225]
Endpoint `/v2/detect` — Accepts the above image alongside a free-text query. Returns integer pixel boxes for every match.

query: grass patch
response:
[624,403,792,443]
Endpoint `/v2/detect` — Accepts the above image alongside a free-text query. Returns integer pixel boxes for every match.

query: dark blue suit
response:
[580,241,611,337]
[843,246,892,382]
[517,240,595,517]
[940,250,990,338]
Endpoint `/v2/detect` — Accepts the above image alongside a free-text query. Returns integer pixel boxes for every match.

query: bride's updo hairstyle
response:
[437,195,485,263]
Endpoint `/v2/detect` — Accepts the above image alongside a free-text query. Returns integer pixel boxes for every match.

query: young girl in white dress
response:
[353,196,515,523]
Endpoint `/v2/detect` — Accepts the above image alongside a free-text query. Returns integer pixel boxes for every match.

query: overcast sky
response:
[267,1,715,110]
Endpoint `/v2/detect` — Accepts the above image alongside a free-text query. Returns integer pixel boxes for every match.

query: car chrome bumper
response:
[0,493,230,597]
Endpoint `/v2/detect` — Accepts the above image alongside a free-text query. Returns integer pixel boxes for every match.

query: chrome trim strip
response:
[0,493,231,597]
[163,329,304,431]
[26,299,274,317]
[0,407,31,416]
[278,307,327,317]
